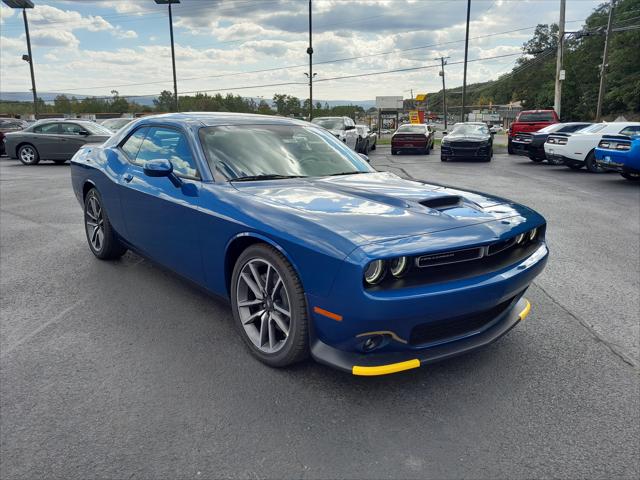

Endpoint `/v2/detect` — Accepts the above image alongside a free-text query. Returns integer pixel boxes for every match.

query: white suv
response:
[311,116,359,151]
[544,122,640,172]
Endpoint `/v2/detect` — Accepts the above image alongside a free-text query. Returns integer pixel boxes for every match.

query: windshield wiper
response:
[326,171,369,177]
[230,174,307,182]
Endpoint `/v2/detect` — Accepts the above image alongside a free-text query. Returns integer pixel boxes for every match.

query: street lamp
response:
[2,0,38,117]
[154,0,180,111]
[307,0,313,120]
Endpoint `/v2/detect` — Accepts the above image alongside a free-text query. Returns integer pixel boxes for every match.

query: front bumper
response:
[441,143,491,158]
[311,297,531,375]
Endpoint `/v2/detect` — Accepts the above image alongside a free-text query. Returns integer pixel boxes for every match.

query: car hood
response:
[443,133,488,142]
[231,171,530,245]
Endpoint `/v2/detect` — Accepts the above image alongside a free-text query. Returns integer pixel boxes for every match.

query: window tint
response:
[121,128,148,161]
[517,112,556,122]
[619,126,640,136]
[136,127,198,178]
[60,123,86,135]
[33,123,60,134]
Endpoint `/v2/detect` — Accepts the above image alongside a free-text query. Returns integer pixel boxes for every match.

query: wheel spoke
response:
[264,265,272,293]
[240,272,262,299]
[248,262,264,291]
[268,316,276,349]
[242,309,265,325]
[271,312,289,337]
[86,220,97,228]
[91,226,99,244]
[96,229,104,249]
[259,312,269,347]
[273,304,290,318]
[271,277,282,299]
[238,298,263,308]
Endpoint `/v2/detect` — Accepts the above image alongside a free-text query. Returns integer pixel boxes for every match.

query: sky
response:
[0,0,605,102]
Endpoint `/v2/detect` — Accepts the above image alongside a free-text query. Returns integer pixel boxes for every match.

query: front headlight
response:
[389,256,409,278]
[528,227,537,241]
[364,260,385,285]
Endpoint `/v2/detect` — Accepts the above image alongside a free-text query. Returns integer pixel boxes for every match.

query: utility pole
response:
[155,0,180,111]
[436,56,449,130]
[22,7,37,117]
[595,0,615,122]
[307,0,314,120]
[554,0,566,119]
[461,0,471,123]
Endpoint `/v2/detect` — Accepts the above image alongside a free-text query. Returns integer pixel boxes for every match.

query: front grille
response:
[450,141,482,147]
[417,247,482,267]
[408,294,520,345]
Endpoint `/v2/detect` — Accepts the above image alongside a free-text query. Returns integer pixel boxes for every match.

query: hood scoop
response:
[419,195,462,210]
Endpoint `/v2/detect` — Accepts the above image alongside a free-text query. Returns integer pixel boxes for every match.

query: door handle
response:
[123,173,133,183]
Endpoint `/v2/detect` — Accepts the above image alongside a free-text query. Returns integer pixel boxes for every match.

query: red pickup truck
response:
[508,110,559,155]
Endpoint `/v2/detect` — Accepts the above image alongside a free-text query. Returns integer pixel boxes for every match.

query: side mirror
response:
[143,159,182,187]
[345,124,356,130]
[79,130,90,136]
[442,131,448,136]
[358,153,370,163]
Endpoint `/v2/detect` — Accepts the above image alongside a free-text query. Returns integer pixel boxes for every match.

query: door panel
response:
[32,123,62,159]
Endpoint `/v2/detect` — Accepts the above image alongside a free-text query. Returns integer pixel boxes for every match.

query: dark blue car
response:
[70,113,548,376]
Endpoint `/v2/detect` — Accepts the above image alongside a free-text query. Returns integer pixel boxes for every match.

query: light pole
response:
[460,0,471,123]
[3,0,37,117]
[436,56,450,130]
[554,0,566,119]
[155,0,180,111]
[307,0,314,120]
[596,0,616,122]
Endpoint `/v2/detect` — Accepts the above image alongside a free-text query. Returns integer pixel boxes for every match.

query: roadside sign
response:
[375,96,403,109]
[415,94,427,102]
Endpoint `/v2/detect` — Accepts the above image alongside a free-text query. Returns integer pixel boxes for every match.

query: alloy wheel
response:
[20,146,36,164]
[85,194,105,252]
[236,258,291,354]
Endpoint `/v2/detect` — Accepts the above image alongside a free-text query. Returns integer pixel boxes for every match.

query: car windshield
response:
[83,122,113,135]
[101,118,132,130]
[199,124,373,180]
[396,125,426,133]
[311,118,344,130]
[517,112,556,122]
[450,124,488,135]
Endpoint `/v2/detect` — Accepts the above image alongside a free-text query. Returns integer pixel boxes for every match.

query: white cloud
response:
[30,30,80,49]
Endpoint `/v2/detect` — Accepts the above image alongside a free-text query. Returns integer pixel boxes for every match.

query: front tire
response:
[507,139,514,155]
[84,188,127,260]
[231,244,309,368]
[391,149,398,155]
[18,144,40,165]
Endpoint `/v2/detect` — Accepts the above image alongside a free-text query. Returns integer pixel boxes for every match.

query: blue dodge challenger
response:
[70,113,548,376]
[595,134,640,181]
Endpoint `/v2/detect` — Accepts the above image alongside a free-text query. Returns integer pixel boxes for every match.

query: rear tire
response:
[529,154,544,163]
[231,243,309,368]
[568,163,583,170]
[84,188,127,260]
[585,151,604,173]
[53,160,67,165]
[441,156,447,162]
[18,144,40,165]
[391,149,398,155]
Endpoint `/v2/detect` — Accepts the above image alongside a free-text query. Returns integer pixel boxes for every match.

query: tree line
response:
[426,0,639,121]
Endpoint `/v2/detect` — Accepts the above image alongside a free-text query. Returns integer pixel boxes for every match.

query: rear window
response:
[396,125,426,133]
[517,112,556,123]
[580,124,606,134]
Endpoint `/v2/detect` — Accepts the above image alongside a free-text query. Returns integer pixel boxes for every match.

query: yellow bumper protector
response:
[352,359,420,376]
[518,299,531,321]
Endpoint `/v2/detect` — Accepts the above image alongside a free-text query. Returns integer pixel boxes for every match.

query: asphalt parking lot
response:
[1,148,638,479]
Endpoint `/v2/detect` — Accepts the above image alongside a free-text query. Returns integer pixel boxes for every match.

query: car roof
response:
[132,112,311,128]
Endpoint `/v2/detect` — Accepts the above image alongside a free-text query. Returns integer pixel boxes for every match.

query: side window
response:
[619,126,640,136]
[121,127,148,161]
[136,127,198,178]
[60,123,85,135]
[33,123,60,134]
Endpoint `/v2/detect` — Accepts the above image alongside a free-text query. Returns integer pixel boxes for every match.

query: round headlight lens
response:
[529,227,537,241]
[389,256,409,278]
[364,260,385,285]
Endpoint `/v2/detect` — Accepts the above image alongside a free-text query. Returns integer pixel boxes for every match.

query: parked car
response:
[391,124,435,155]
[0,118,28,156]
[544,122,640,172]
[311,116,358,150]
[355,124,376,154]
[440,122,493,162]
[508,110,559,154]
[70,113,547,375]
[4,120,112,165]
[595,134,640,181]
[99,117,134,133]
[511,122,592,163]
[489,125,504,134]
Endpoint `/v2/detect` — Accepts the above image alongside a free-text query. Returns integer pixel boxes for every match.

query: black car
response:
[355,124,377,154]
[512,122,592,163]
[440,122,493,162]
[0,118,28,156]
[3,120,112,165]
